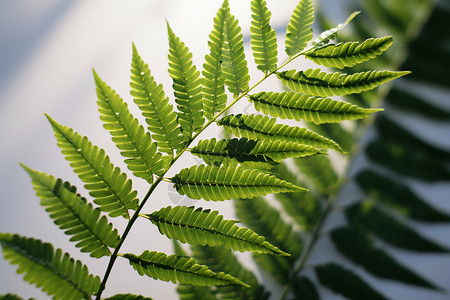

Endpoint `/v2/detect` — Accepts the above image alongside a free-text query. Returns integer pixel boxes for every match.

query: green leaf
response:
[234,197,303,259]
[122,251,249,287]
[356,170,450,222]
[315,263,391,300]
[202,2,227,120]
[191,245,270,300]
[294,155,338,195]
[285,0,314,56]
[21,164,120,258]
[305,36,393,69]
[218,114,343,152]
[94,70,164,183]
[221,0,250,96]
[131,44,184,156]
[312,11,360,48]
[46,115,138,219]
[306,122,354,153]
[0,294,26,300]
[292,276,319,300]
[250,0,278,72]
[277,68,410,97]
[168,23,205,141]
[249,91,382,124]
[331,227,439,289]
[177,285,218,300]
[146,206,289,256]
[191,138,323,169]
[106,295,154,300]
[0,234,100,300]
[171,164,306,201]
[346,202,449,253]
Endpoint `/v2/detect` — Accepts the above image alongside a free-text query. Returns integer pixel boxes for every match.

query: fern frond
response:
[22,165,120,258]
[202,2,228,120]
[234,197,303,258]
[356,170,450,222]
[171,164,306,201]
[94,70,164,183]
[312,11,360,48]
[106,295,154,300]
[191,138,323,169]
[277,69,410,97]
[191,245,270,300]
[217,114,343,152]
[305,36,393,69]
[46,115,138,218]
[146,206,289,256]
[294,155,338,195]
[0,234,100,300]
[177,286,218,300]
[285,0,314,56]
[131,44,184,156]
[331,227,439,289]
[346,202,448,253]
[221,0,250,96]
[122,251,249,287]
[315,263,390,300]
[167,24,204,141]
[250,0,278,73]
[249,91,382,124]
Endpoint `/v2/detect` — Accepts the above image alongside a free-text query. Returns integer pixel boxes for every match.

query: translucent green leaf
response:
[131,44,184,156]
[315,263,391,300]
[171,164,306,201]
[202,2,228,120]
[147,206,288,256]
[312,11,360,48]
[305,36,393,68]
[46,115,138,219]
[217,114,343,152]
[221,0,250,96]
[191,245,270,300]
[191,138,323,169]
[356,170,450,222]
[250,0,278,72]
[331,227,440,289]
[346,202,449,253]
[249,91,382,124]
[123,251,249,287]
[277,68,410,97]
[294,155,338,195]
[177,285,218,300]
[285,0,314,56]
[252,253,291,284]
[94,70,164,183]
[106,295,154,300]
[22,165,120,258]
[307,122,354,153]
[168,23,205,141]
[0,234,100,300]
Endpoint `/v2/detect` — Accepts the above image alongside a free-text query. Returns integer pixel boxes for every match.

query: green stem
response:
[94,50,302,299]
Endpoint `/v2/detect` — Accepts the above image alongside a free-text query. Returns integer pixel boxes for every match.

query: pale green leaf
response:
[285,0,314,56]
[146,206,289,255]
[278,68,410,97]
[171,164,306,201]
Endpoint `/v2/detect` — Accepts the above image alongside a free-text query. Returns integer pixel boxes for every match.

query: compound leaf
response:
[22,165,120,258]
[123,251,249,287]
[250,0,278,72]
[0,234,100,300]
[146,206,289,255]
[305,36,393,69]
[278,68,410,97]
[46,115,138,219]
[168,23,205,141]
[218,114,343,152]
[131,44,184,156]
[249,91,382,124]
[94,70,164,183]
[285,0,314,56]
[171,164,306,201]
